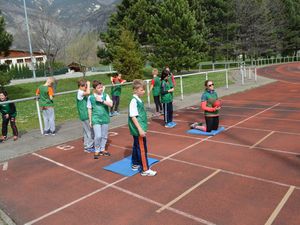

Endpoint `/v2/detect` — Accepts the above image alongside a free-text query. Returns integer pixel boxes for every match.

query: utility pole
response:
[23,0,36,80]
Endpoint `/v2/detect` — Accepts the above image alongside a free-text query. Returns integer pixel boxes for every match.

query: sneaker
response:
[99,151,111,156]
[113,111,119,116]
[131,164,140,171]
[141,169,157,176]
[0,136,6,142]
[170,121,177,126]
[109,112,113,117]
[94,152,100,159]
[13,136,18,141]
[164,122,174,128]
[43,130,50,136]
[50,131,56,136]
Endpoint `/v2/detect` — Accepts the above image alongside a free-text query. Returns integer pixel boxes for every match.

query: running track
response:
[0,62,299,225]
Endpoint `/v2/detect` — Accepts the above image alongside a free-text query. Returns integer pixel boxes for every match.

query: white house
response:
[0,50,47,69]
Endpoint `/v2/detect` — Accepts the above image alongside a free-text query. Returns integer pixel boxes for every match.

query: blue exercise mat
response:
[103,156,159,177]
[187,126,225,136]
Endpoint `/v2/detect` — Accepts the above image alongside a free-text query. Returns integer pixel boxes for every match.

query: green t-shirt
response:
[0,100,17,117]
[161,80,173,103]
[111,79,122,96]
[152,76,161,97]
[89,93,110,125]
[201,90,219,116]
[76,90,88,121]
[38,85,54,107]
[128,96,148,136]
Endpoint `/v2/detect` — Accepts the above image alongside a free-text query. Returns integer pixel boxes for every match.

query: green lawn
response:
[7,71,230,134]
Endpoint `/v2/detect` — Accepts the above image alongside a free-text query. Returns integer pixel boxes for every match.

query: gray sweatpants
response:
[82,120,94,149]
[42,107,55,132]
[93,124,109,153]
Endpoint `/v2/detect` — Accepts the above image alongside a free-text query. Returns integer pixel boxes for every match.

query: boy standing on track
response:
[110,73,126,116]
[88,80,113,159]
[77,79,94,152]
[149,68,162,116]
[36,77,56,135]
[128,79,157,176]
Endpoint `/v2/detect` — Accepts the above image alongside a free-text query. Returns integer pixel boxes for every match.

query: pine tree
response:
[98,0,157,64]
[150,0,205,71]
[112,28,144,81]
[234,0,277,59]
[0,11,13,86]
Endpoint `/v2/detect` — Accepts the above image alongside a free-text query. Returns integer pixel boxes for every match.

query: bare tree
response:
[31,11,71,74]
[65,32,99,73]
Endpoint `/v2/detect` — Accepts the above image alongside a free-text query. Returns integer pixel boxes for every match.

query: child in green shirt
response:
[0,90,18,141]
[88,80,113,159]
[36,77,56,135]
[128,79,157,176]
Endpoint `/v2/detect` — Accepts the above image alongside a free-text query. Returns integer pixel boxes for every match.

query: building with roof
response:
[0,50,47,69]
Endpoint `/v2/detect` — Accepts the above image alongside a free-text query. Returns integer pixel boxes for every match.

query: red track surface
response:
[1,63,300,225]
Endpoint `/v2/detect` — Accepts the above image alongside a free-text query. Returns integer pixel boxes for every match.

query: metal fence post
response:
[180,76,184,100]
[240,64,244,85]
[225,69,229,89]
[254,67,257,82]
[36,99,44,134]
[146,80,151,107]
[205,72,208,80]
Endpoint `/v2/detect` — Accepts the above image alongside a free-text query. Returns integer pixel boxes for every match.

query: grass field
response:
[6,71,230,134]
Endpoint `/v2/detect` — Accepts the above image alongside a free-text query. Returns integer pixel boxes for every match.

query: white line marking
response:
[29,153,215,225]
[225,103,281,130]
[1,162,8,171]
[111,143,300,190]
[250,131,275,149]
[148,126,300,156]
[264,186,295,225]
[156,170,220,213]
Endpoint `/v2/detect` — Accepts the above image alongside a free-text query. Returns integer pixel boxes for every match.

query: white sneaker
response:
[141,169,157,176]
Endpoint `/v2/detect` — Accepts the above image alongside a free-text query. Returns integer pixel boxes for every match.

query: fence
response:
[2,55,299,135]
[0,69,228,135]
[198,55,300,71]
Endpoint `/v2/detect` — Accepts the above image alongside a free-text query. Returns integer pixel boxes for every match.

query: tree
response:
[149,0,205,71]
[0,11,13,86]
[98,0,157,64]
[279,0,300,56]
[234,0,277,59]
[112,28,144,81]
[0,13,13,56]
[66,32,99,67]
[31,11,71,74]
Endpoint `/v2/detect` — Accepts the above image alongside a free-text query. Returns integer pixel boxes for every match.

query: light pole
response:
[23,0,36,80]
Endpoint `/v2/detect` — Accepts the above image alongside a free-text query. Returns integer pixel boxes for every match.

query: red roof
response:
[0,50,46,59]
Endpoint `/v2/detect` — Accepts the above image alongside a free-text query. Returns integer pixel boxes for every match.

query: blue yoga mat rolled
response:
[103,156,159,177]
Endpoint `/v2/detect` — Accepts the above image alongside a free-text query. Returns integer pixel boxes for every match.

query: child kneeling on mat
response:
[193,80,221,132]
[128,79,157,176]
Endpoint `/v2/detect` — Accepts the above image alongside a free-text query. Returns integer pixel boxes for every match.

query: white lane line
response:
[29,153,214,225]
[156,170,221,213]
[163,103,281,161]
[111,143,300,190]
[170,118,300,136]
[148,125,300,156]
[264,186,295,225]
[250,131,275,149]
[225,103,280,130]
